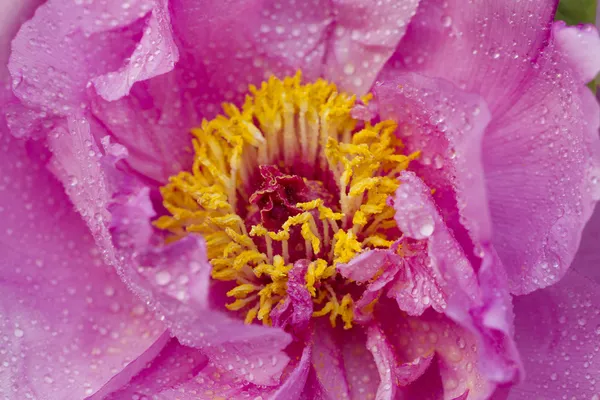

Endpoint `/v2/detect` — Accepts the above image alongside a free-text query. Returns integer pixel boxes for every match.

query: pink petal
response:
[106,339,208,398]
[312,322,385,400]
[90,71,196,183]
[553,22,600,83]
[482,39,600,294]
[377,303,494,400]
[381,3,600,295]
[506,270,600,399]
[151,343,312,400]
[44,114,293,386]
[168,0,420,120]
[366,323,433,400]
[384,0,556,113]
[271,260,314,335]
[0,124,166,399]
[0,0,43,81]
[391,172,522,389]
[92,0,179,101]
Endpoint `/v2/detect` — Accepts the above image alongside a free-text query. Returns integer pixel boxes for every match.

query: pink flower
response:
[1,1,599,399]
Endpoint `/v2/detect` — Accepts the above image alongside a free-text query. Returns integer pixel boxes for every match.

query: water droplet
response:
[13,328,24,338]
[155,271,171,286]
[419,223,434,237]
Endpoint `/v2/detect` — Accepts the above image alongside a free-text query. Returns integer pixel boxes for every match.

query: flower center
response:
[156,73,419,329]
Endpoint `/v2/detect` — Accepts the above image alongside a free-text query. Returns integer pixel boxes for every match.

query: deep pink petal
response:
[570,206,600,284]
[271,260,313,335]
[311,321,352,399]
[0,124,166,399]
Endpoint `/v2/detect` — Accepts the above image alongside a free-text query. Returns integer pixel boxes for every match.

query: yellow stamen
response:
[155,72,418,328]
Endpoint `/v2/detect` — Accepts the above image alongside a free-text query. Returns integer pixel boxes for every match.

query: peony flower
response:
[1,0,599,399]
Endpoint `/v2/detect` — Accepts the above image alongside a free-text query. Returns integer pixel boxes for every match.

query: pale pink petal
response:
[553,22,600,83]
[0,124,166,399]
[387,247,446,316]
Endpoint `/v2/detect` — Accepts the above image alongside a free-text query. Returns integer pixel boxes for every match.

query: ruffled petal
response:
[377,303,492,400]
[7,0,180,139]
[0,124,166,399]
[391,171,521,391]
[374,72,492,268]
[90,71,196,183]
